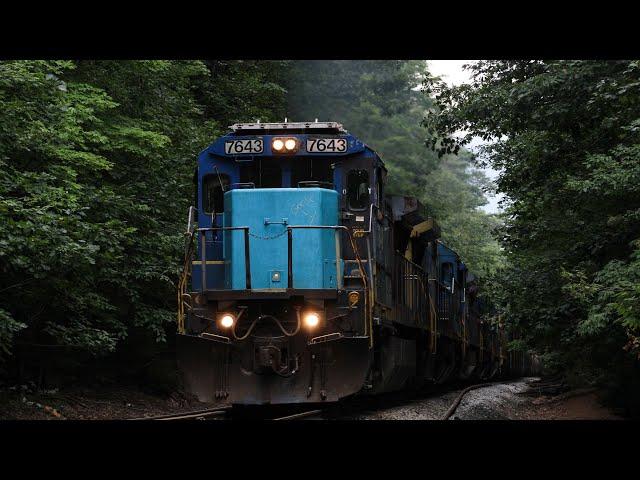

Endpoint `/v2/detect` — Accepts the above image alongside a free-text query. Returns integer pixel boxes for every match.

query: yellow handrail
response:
[414,271,438,354]
[177,232,195,334]
[345,229,372,349]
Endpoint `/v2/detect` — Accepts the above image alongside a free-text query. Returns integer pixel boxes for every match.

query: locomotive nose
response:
[255,343,294,375]
[256,345,278,370]
[224,188,340,290]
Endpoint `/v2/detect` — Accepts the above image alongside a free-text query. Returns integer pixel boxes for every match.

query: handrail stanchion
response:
[287,227,293,289]
[196,226,250,292]
[335,229,342,290]
[201,229,207,292]
[243,227,252,290]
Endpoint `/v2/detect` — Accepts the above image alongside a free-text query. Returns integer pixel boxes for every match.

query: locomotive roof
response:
[228,121,346,134]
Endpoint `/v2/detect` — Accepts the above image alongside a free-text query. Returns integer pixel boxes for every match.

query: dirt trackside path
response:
[529,391,622,420]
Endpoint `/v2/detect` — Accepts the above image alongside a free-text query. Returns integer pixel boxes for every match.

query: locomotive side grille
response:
[394,254,430,329]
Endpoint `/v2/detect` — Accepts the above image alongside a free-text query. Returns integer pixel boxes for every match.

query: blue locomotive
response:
[176,121,538,405]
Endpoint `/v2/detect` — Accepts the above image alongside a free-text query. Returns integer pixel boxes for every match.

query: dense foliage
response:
[0,60,288,366]
[424,61,640,414]
[287,60,502,277]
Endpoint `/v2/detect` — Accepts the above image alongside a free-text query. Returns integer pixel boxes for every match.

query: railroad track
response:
[131,380,514,421]
[130,406,231,421]
[130,406,324,421]
[441,381,503,420]
[272,409,323,421]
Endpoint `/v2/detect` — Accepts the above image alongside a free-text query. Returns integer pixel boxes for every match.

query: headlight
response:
[284,138,297,151]
[272,139,284,152]
[272,137,298,154]
[219,313,235,329]
[303,312,320,328]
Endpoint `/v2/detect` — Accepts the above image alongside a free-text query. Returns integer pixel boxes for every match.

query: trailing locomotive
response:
[176,121,538,405]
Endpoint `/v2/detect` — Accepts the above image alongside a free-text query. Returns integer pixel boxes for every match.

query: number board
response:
[225,138,263,154]
[306,137,348,153]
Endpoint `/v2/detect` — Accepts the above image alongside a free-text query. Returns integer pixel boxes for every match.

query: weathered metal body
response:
[176,121,539,405]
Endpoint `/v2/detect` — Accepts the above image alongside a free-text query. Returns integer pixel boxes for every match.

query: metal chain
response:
[247,229,289,241]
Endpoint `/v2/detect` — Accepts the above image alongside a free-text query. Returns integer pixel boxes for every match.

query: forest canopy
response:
[424,60,640,414]
[0,60,288,364]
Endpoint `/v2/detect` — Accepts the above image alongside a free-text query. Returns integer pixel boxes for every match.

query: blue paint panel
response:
[224,188,339,290]
[191,263,225,291]
[437,242,458,261]
[192,219,226,290]
[437,242,460,286]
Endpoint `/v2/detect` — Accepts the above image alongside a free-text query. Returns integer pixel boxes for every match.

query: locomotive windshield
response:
[291,157,333,188]
[239,159,282,188]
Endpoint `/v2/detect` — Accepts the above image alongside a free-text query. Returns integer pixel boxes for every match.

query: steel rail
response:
[156,410,227,421]
[130,406,231,421]
[441,382,502,420]
[272,409,324,421]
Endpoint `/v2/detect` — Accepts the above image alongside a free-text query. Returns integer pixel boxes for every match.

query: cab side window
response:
[347,169,369,210]
[441,262,453,285]
[202,173,229,214]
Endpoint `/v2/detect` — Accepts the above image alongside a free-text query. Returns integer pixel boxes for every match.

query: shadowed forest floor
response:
[528,391,622,420]
[0,383,218,420]
[0,377,623,420]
